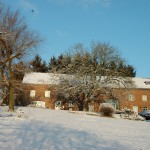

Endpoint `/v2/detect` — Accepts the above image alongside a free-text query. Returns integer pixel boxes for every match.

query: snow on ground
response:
[0,106,150,150]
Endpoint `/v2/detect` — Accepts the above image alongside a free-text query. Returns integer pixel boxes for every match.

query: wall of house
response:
[120,89,150,112]
[23,84,57,109]
[92,88,150,113]
[23,83,150,113]
[23,84,79,110]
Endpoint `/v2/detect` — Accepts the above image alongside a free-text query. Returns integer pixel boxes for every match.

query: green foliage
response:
[49,42,136,77]
[48,56,57,72]
[30,54,48,72]
[13,61,27,80]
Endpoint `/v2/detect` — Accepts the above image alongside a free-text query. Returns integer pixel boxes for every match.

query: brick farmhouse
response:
[22,72,150,113]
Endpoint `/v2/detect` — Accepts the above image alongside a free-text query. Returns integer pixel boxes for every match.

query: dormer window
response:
[144,81,150,85]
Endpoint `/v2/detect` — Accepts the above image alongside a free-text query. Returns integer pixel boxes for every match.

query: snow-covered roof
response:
[132,77,150,89]
[22,72,61,85]
[22,72,150,89]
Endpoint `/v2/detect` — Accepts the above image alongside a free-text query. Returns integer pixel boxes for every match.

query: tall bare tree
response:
[0,3,42,111]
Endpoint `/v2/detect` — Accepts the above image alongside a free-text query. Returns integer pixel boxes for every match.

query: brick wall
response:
[23,84,57,109]
[23,83,150,112]
[120,89,150,112]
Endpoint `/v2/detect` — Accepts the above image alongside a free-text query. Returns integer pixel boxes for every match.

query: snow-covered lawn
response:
[0,106,150,150]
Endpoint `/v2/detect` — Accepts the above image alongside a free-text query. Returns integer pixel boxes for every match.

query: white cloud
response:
[19,0,39,13]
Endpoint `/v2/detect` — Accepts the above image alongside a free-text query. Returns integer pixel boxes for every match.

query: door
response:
[55,101,61,110]
[133,106,138,113]
[89,104,94,112]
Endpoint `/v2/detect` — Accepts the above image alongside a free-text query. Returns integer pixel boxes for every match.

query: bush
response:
[99,103,115,117]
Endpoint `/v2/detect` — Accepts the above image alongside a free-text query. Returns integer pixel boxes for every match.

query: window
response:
[133,106,138,113]
[55,101,61,107]
[30,101,45,108]
[36,101,46,108]
[89,104,94,112]
[128,94,134,101]
[142,95,147,102]
[30,90,36,97]
[143,106,148,110]
[45,91,50,98]
[144,81,150,85]
[69,101,74,107]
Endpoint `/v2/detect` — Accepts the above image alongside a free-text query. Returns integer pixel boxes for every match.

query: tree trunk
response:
[78,100,84,111]
[8,57,14,111]
[9,82,14,111]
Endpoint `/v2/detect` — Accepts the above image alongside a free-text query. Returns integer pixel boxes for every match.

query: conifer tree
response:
[48,56,57,72]
[30,54,48,72]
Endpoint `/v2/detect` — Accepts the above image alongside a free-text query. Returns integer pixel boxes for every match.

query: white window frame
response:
[142,95,147,102]
[45,91,51,98]
[55,101,61,107]
[69,101,73,107]
[143,106,148,110]
[128,93,134,101]
[30,90,36,97]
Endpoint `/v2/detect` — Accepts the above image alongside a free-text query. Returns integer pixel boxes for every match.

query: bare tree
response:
[55,42,135,111]
[0,3,42,111]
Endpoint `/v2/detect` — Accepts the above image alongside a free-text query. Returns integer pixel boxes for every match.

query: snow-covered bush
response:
[120,108,145,121]
[99,103,115,117]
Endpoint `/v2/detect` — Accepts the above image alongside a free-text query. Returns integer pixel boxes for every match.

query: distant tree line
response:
[28,45,136,77]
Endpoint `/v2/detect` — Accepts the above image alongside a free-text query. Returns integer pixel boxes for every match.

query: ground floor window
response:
[55,101,61,108]
[133,106,138,113]
[143,106,148,110]
[89,104,94,112]
[69,101,73,107]
[55,101,62,110]
[106,99,119,110]
[30,101,45,108]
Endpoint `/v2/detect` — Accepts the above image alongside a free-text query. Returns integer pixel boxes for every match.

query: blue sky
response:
[4,0,150,78]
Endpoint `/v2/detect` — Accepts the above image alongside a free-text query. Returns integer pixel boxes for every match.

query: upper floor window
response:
[30,90,36,97]
[142,95,147,102]
[45,91,51,98]
[128,94,134,101]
